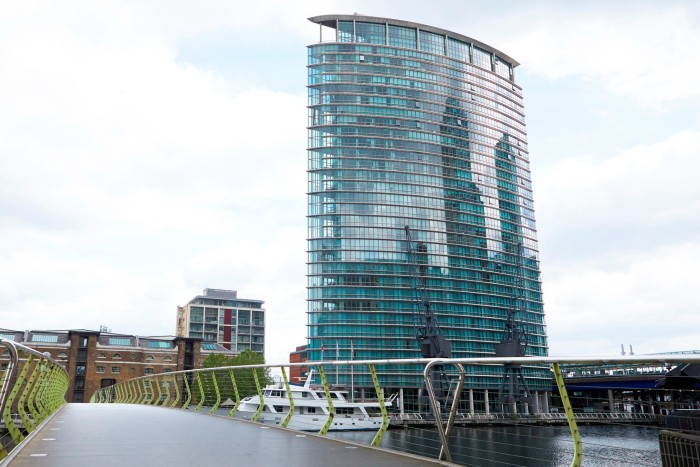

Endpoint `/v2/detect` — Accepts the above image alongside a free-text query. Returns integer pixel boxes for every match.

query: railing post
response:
[251,368,264,422]
[280,366,295,428]
[439,363,465,460]
[227,369,241,417]
[210,371,221,414]
[114,382,122,403]
[140,378,150,404]
[18,354,38,432]
[424,359,452,463]
[131,379,139,404]
[194,373,205,412]
[369,363,389,447]
[553,362,583,467]
[317,365,335,435]
[123,379,131,403]
[152,376,162,406]
[182,373,192,410]
[170,374,180,408]
[161,375,171,407]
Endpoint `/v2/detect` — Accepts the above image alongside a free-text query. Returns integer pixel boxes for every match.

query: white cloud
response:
[536,131,700,254]
[501,4,700,107]
[545,242,700,355]
[536,131,700,354]
[0,1,309,362]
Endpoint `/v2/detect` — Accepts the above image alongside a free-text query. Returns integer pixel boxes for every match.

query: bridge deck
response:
[7,404,444,466]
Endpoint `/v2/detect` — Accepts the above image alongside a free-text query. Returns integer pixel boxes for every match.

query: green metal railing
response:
[90,355,700,466]
[0,338,69,460]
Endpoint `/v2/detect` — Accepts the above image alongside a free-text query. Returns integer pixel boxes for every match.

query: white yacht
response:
[237,370,397,431]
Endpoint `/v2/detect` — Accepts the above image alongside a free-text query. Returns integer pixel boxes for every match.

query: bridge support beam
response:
[468,389,474,415]
[609,389,615,413]
[484,389,490,415]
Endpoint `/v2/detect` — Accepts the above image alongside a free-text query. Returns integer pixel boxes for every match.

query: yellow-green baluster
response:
[18,355,38,432]
[369,364,389,447]
[161,376,171,407]
[209,371,221,414]
[553,362,583,467]
[251,369,264,422]
[280,367,295,428]
[170,374,180,408]
[318,365,335,436]
[182,373,192,410]
[228,369,240,417]
[152,377,162,406]
[194,373,205,412]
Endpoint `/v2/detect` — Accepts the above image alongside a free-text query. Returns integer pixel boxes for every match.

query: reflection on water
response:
[329,424,661,466]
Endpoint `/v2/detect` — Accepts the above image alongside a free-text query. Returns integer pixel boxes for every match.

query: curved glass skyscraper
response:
[307,15,549,391]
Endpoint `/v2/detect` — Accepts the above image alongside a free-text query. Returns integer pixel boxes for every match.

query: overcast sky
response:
[1,1,698,364]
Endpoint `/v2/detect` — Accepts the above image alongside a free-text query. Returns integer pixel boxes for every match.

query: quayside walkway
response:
[5,404,446,467]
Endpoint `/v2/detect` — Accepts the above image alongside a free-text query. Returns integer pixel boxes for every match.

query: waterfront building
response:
[289,344,309,384]
[307,14,549,392]
[176,288,265,354]
[0,328,228,403]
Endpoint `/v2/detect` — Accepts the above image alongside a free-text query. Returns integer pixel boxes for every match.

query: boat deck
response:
[6,403,447,466]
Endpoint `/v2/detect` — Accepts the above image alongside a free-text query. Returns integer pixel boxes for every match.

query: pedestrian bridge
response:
[4,403,442,466]
[3,338,700,466]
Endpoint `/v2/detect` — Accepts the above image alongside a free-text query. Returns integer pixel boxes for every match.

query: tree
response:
[201,353,236,369]
[194,350,272,406]
[231,349,272,397]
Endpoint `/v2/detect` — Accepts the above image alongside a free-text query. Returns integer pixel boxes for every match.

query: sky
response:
[1,0,699,365]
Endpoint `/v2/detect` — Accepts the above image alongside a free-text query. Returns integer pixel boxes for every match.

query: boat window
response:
[281,391,287,398]
[273,405,285,413]
[306,407,316,414]
[337,407,354,415]
[264,391,271,396]
[301,392,308,398]
[315,392,325,398]
[262,406,268,412]
[329,392,339,399]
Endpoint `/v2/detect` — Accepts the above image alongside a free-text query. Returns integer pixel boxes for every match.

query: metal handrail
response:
[0,338,69,460]
[90,355,700,466]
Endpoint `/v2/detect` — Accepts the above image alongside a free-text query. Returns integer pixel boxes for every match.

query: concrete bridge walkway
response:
[5,404,446,466]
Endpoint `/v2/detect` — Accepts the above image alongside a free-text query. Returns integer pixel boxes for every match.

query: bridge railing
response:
[0,338,69,460]
[90,355,700,467]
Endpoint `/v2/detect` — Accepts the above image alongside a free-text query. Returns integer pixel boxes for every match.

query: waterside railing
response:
[90,355,700,467]
[0,338,69,460]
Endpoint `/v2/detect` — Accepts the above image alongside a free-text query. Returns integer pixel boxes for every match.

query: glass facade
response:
[307,15,548,390]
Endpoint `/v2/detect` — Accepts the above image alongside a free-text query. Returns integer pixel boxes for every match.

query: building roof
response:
[185,288,265,306]
[308,13,519,67]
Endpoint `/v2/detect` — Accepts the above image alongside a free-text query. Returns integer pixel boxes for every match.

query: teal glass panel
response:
[355,22,386,45]
[388,25,417,49]
[107,337,131,346]
[338,21,353,42]
[447,37,470,62]
[419,30,445,55]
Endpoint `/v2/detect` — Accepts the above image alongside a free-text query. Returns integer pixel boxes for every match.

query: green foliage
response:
[201,353,236,369]
[193,350,272,406]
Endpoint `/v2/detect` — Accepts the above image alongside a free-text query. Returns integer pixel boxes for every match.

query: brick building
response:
[0,328,232,403]
[289,344,309,385]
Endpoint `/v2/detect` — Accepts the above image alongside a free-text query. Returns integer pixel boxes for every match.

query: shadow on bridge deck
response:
[5,404,445,467]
